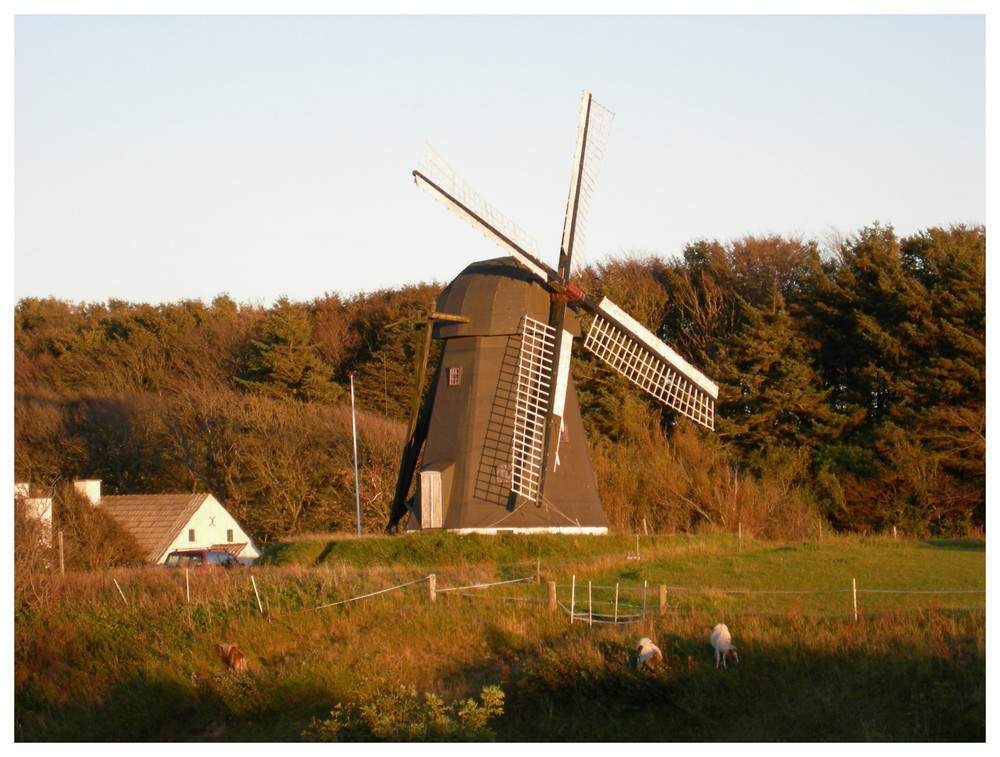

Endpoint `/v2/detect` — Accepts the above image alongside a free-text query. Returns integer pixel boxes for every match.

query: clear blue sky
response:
[13,10,987,306]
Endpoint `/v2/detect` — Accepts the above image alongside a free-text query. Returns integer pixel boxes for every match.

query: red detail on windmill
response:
[551,282,583,302]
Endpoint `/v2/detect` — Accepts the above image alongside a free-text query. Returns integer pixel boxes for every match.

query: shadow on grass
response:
[16,677,221,742]
[316,541,341,564]
[495,631,986,742]
[921,539,985,552]
[15,671,338,743]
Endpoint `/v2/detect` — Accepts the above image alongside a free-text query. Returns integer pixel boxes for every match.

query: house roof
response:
[211,542,248,556]
[99,493,210,563]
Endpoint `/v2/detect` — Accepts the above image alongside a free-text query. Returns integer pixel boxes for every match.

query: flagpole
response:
[350,373,362,537]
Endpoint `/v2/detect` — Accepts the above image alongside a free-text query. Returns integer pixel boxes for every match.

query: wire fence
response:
[219,571,984,626]
[105,567,984,626]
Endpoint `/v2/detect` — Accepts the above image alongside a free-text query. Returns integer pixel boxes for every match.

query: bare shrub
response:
[593,421,818,539]
[53,483,147,570]
[153,385,405,541]
[14,493,55,610]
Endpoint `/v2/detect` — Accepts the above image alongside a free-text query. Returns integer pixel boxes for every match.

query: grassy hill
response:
[15,533,986,741]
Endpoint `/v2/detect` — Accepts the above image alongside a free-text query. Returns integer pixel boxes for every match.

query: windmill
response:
[387,91,718,534]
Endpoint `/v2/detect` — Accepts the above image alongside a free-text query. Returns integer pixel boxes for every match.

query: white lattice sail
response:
[584,298,718,430]
[560,93,614,275]
[413,143,553,282]
[511,316,556,501]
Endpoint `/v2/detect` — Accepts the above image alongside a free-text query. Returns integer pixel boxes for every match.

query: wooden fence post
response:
[852,577,858,621]
[659,584,667,615]
[58,530,65,576]
[570,575,576,624]
[251,574,264,614]
[548,581,557,611]
[428,573,437,603]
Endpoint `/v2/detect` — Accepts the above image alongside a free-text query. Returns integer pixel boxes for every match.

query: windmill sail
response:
[539,92,614,501]
[413,144,555,285]
[558,92,614,278]
[584,297,718,430]
[511,316,556,502]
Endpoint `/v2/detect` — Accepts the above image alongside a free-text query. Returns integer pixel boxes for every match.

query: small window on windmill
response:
[494,463,511,484]
[560,421,569,442]
[188,529,196,542]
[227,529,234,542]
[447,366,462,386]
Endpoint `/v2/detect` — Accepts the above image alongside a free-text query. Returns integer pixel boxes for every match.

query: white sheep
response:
[710,623,739,668]
[636,637,663,668]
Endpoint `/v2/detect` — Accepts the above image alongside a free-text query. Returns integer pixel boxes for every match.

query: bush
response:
[53,483,147,570]
[305,684,505,742]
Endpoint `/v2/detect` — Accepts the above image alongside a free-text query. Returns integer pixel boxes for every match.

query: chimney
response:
[74,479,102,505]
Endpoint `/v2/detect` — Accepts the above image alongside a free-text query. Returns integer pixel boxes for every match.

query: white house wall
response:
[158,495,261,564]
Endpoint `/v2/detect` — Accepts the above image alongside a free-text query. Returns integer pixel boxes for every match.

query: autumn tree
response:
[714,289,844,456]
[898,225,985,410]
[343,284,439,421]
[14,390,85,485]
[67,394,174,494]
[153,385,404,542]
[237,297,344,403]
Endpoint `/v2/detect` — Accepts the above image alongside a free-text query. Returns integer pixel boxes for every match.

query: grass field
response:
[14,533,986,742]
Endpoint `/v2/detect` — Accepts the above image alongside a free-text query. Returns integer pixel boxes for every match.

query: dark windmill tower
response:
[388,92,718,534]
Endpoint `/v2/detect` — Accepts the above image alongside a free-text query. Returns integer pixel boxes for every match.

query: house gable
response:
[160,495,260,563]
[98,492,259,564]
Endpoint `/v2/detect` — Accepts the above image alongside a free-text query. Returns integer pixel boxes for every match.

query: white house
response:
[74,480,260,565]
[15,482,53,546]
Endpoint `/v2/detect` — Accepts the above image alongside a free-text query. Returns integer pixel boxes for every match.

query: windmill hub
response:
[550,282,583,302]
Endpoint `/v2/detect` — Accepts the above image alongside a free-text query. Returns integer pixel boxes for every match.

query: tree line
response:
[14,223,984,549]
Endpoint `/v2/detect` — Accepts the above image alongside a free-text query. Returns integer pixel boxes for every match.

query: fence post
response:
[643,580,648,618]
[852,577,858,621]
[58,530,65,576]
[570,575,576,624]
[659,584,667,615]
[588,581,593,625]
[428,573,437,603]
[251,574,264,614]
[185,568,190,603]
[548,581,557,611]
[536,558,541,584]
[113,578,128,605]
[614,583,620,623]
